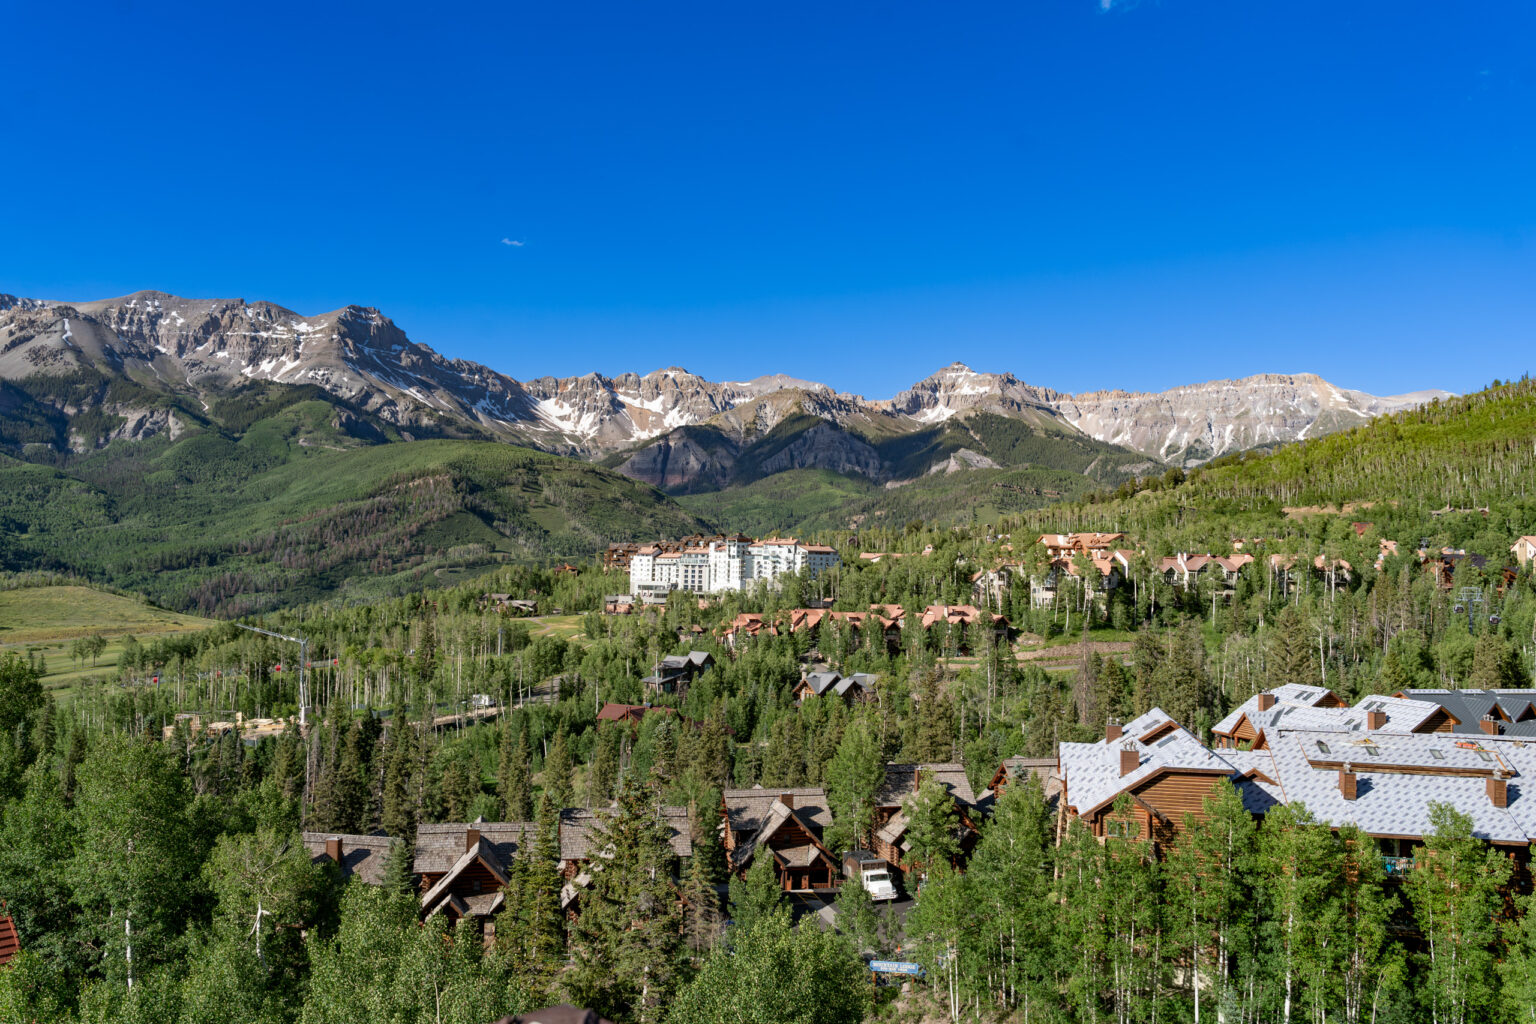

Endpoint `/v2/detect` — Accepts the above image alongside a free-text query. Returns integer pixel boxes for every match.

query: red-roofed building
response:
[596,703,675,725]
[0,904,19,968]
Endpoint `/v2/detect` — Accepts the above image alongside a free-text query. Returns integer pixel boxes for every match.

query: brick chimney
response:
[1106,719,1123,743]
[1339,764,1358,801]
[779,793,795,809]
[325,836,343,862]
[1488,774,1509,809]
[465,826,481,852]
[1480,715,1499,736]
[1366,709,1387,730]
[1257,693,1276,712]
[1120,743,1139,777]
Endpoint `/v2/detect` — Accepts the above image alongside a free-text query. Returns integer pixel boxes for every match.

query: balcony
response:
[1382,856,1415,877]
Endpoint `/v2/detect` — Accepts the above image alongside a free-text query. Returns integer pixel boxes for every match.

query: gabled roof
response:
[1213,685,1341,736]
[414,821,540,875]
[1264,729,1536,843]
[419,836,512,916]
[729,797,833,871]
[1060,708,1242,818]
[302,831,395,885]
[558,805,692,863]
[1242,694,1447,739]
[876,763,977,808]
[722,787,833,833]
[1397,690,1536,736]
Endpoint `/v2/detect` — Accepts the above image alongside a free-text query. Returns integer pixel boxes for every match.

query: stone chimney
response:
[1480,715,1499,736]
[1366,709,1387,730]
[1340,763,1358,801]
[465,826,481,852]
[325,836,343,862]
[1488,774,1509,809]
[1120,743,1139,777]
[1257,692,1276,712]
[1106,719,1123,743]
[779,793,795,809]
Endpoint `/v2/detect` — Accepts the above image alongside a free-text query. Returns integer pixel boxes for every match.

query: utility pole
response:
[236,622,311,727]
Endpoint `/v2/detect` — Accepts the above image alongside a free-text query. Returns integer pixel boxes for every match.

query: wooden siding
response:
[1086,770,1227,849]
[1416,708,1459,733]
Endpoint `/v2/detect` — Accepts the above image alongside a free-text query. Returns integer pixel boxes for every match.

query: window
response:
[1106,820,1137,839]
[1364,744,1381,757]
[1317,741,1331,755]
[1476,750,1492,762]
[1157,735,1177,747]
[1430,749,1444,760]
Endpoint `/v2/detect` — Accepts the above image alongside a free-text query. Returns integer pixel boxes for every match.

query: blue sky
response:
[3,0,1533,398]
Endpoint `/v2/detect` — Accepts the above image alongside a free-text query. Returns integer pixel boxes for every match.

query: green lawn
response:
[0,585,218,697]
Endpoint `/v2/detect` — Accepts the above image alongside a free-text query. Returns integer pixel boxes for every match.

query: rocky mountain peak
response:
[0,288,1451,469]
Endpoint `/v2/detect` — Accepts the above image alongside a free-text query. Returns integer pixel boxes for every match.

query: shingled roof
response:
[302,832,395,885]
[414,820,540,875]
[1263,729,1536,843]
[1060,708,1240,818]
[1398,689,1536,737]
[722,787,833,833]
[876,763,977,808]
[558,805,693,863]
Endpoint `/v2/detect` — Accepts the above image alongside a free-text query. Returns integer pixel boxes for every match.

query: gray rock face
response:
[0,290,1451,470]
[1051,374,1449,466]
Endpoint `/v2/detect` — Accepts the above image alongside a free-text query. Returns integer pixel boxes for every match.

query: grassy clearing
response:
[0,585,220,698]
[527,614,589,643]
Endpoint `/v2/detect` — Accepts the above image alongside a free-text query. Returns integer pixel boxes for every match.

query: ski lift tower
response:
[235,622,311,727]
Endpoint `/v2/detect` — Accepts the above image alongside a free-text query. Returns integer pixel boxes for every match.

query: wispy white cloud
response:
[501,238,525,247]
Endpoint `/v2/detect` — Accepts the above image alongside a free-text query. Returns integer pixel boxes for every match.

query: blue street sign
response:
[869,960,925,976]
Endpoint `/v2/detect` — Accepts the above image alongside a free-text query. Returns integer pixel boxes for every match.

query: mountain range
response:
[0,290,1449,492]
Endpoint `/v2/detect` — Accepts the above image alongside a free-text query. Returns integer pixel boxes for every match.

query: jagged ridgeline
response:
[1000,378,1536,545]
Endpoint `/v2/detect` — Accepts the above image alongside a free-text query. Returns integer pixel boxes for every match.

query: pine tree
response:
[381,718,418,844]
[440,753,477,822]
[565,778,685,1023]
[910,670,954,762]
[1470,633,1524,690]
[543,728,575,808]
[309,721,343,832]
[333,720,373,833]
[499,722,533,820]
[587,726,620,808]
[902,776,960,872]
[1268,605,1322,691]
[522,794,566,989]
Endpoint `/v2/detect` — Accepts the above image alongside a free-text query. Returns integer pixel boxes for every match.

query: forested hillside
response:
[1,381,1535,1024]
[0,424,707,615]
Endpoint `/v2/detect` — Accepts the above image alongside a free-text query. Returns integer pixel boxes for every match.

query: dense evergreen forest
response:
[3,379,1536,1023]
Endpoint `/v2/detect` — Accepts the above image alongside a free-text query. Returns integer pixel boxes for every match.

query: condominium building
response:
[629,535,839,601]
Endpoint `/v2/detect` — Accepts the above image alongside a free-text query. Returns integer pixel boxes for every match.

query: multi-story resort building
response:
[628,535,839,603]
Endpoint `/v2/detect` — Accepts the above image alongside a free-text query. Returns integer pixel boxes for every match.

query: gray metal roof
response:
[1398,689,1536,738]
[1263,728,1536,843]
[1213,684,1338,735]
[1060,708,1237,817]
[1065,691,1536,843]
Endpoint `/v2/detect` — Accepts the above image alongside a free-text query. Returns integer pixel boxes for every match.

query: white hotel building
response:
[629,537,840,603]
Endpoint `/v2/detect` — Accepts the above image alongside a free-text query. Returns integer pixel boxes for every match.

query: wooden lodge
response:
[720,788,841,893]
